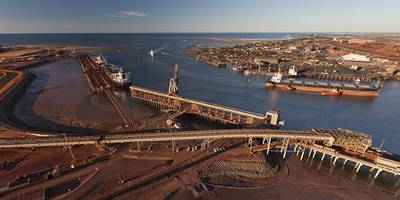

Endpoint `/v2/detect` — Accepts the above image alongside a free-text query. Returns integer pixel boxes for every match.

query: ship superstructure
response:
[93,55,131,87]
[288,66,299,77]
[105,64,131,87]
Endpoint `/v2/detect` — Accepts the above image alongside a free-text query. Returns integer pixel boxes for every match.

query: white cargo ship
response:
[93,55,131,87]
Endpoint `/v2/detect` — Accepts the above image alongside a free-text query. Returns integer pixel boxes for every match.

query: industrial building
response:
[342,53,371,62]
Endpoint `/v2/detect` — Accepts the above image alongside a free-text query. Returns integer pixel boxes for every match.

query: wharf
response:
[78,55,133,126]
[130,86,276,127]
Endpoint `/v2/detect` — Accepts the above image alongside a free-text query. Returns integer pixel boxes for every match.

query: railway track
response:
[104,89,133,125]
[0,70,24,98]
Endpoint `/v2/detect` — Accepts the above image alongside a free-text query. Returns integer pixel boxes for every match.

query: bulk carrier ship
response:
[93,55,131,87]
[265,71,382,97]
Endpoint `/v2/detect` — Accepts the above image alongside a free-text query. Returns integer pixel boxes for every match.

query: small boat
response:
[265,82,275,88]
[280,86,295,92]
[321,87,342,96]
[149,50,154,57]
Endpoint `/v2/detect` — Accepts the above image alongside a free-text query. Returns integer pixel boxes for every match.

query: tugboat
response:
[321,87,342,96]
[280,85,295,92]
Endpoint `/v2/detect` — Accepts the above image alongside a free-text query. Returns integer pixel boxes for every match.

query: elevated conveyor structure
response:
[130,86,273,127]
[0,129,333,148]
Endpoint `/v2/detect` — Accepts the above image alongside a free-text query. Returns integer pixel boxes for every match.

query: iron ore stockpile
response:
[197,149,285,188]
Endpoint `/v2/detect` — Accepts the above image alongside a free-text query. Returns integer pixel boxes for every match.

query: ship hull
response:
[266,81,379,97]
[105,71,131,88]
[111,80,131,88]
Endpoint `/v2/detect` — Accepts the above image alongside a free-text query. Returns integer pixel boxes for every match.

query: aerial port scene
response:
[1,0,400,199]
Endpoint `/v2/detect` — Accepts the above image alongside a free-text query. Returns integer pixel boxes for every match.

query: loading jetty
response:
[78,55,134,126]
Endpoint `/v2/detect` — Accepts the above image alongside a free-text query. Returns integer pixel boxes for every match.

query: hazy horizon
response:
[1,32,400,34]
[1,0,400,33]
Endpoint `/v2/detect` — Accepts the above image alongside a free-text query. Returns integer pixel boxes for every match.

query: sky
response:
[0,0,399,33]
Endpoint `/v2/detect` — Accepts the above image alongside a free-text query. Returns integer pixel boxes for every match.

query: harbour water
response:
[1,33,400,154]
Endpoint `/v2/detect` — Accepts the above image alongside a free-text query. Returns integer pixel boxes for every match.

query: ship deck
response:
[279,79,379,91]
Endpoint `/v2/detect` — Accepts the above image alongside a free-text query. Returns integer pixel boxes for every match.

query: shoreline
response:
[0,70,101,137]
[0,58,169,137]
[192,36,295,43]
[0,48,399,198]
[183,44,220,68]
[0,60,110,137]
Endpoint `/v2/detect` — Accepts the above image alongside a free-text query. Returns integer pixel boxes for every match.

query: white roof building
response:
[342,54,370,62]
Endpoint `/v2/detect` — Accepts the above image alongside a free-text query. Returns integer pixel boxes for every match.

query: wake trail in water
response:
[161,52,193,60]
[153,45,169,53]
[182,60,198,65]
